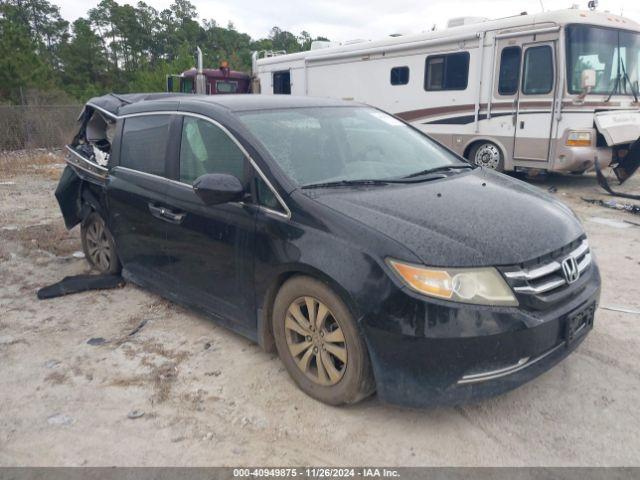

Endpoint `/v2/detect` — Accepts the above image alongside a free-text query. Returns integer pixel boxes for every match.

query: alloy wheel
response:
[85,218,113,271]
[284,296,347,386]
[474,144,501,169]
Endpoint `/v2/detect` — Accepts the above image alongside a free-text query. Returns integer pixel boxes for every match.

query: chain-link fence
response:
[0,105,82,151]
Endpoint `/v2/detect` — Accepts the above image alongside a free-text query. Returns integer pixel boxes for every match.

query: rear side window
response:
[120,115,171,177]
[179,117,245,185]
[498,46,521,95]
[390,66,409,85]
[273,71,291,94]
[522,45,554,95]
[424,52,469,91]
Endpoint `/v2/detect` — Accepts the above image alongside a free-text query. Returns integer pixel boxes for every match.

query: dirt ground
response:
[1,151,639,467]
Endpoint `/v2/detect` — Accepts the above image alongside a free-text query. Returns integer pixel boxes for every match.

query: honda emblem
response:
[561,256,580,284]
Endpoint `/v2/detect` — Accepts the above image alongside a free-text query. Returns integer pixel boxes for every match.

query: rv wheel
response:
[469,142,504,171]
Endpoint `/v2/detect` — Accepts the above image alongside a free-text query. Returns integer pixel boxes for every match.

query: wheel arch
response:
[257,264,359,354]
[80,184,107,222]
[462,137,509,166]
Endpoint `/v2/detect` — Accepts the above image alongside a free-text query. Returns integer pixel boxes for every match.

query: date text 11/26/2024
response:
[232,468,400,478]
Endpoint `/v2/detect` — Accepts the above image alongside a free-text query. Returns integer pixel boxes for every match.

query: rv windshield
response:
[237,107,468,187]
[566,24,640,95]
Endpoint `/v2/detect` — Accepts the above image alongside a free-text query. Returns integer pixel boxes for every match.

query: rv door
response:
[513,41,557,162]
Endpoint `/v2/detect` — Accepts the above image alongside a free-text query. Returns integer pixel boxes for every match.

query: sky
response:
[56,0,640,41]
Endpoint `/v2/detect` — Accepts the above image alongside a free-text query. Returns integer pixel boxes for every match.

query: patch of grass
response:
[0,222,80,257]
[44,371,69,385]
[106,375,147,388]
[141,341,190,363]
[0,150,65,178]
[150,361,179,403]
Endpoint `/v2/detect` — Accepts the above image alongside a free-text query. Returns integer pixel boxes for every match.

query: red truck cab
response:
[178,66,251,94]
[167,52,252,95]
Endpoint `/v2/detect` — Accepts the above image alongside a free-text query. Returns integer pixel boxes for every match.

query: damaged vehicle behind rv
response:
[55,93,600,407]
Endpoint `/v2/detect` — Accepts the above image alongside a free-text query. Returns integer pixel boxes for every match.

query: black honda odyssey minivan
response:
[57,93,600,407]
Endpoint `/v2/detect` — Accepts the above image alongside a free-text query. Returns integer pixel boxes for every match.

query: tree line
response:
[0,0,329,104]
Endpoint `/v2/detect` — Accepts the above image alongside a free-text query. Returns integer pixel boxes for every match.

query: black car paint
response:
[57,94,600,407]
[310,168,584,267]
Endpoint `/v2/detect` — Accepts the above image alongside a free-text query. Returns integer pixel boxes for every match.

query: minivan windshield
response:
[237,106,469,187]
[566,24,640,96]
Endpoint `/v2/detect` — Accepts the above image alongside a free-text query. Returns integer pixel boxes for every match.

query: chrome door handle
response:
[148,203,186,224]
[160,209,186,224]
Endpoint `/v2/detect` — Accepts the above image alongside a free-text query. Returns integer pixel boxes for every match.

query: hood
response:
[310,169,583,267]
[595,109,640,146]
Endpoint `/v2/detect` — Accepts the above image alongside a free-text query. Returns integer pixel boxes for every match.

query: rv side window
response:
[522,45,554,95]
[498,46,521,95]
[424,52,469,91]
[390,67,410,85]
[273,71,291,94]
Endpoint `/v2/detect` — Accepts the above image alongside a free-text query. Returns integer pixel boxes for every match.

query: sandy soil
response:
[1,152,639,466]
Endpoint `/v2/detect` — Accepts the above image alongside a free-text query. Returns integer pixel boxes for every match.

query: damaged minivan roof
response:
[83,93,184,117]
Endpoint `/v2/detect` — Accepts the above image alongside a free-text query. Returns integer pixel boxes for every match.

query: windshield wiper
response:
[606,35,639,103]
[301,179,390,189]
[605,61,622,103]
[402,164,474,179]
[301,167,474,189]
[620,57,639,103]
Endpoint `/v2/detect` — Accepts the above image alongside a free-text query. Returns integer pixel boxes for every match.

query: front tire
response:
[81,211,121,274]
[468,142,504,171]
[273,276,375,405]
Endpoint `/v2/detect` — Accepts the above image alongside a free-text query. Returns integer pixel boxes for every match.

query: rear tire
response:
[468,142,504,171]
[272,276,375,405]
[81,211,121,274]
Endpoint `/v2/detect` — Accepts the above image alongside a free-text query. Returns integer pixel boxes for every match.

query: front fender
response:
[252,198,419,351]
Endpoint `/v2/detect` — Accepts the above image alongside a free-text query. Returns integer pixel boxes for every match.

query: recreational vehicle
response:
[252,8,640,174]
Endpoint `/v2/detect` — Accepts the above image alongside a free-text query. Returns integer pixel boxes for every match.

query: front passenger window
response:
[179,117,245,184]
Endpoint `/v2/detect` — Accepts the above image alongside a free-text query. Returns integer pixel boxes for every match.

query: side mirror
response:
[193,173,244,205]
[581,69,596,91]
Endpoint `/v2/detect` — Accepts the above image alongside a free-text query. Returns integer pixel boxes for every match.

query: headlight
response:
[566,131,592,147]
[387,259,518,306]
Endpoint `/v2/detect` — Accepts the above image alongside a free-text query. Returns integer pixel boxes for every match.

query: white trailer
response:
[252,8,640,174]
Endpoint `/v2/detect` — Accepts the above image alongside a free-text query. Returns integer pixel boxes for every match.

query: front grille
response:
[500,237,593,311]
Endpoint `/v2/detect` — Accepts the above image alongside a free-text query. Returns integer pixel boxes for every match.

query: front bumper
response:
[552,140,612,173]
[363,264,601,408]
